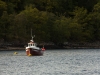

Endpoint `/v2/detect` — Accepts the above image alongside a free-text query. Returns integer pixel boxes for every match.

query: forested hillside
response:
[0,0,100,45]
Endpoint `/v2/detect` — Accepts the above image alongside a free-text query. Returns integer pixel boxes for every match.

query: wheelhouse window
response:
[28,43,35,47]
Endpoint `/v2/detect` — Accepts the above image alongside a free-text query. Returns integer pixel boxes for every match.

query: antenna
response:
[31,29,35,41]
[31,29,32,37]
[31,29,33,40]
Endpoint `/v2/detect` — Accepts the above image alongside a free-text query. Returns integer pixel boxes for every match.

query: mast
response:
[31,29,33,40]
[31,29,35,41]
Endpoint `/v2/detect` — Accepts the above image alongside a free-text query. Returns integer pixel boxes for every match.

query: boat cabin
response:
[28,42,37,47]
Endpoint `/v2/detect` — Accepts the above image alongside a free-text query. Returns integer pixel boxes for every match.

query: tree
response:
[52,16,71,44]
[9,5,56,42]
[0,11,9,41]
[0,0,7,16]
[84,2,100,41]
[70,7,88,42]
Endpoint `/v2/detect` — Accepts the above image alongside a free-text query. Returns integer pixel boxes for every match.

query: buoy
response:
[42,46,45,51]
[28,54,32,56]
[14,52,18,54]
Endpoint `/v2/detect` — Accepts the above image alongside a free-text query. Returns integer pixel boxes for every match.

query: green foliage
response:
[0,0,7,16]
[52,16,71,44]
[85,12,100,41]
[0,11,9,40]
[69,7,88,42]
[0,0,100,44]
[93,2,100,12]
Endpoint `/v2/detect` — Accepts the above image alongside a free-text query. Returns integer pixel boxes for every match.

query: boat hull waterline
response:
[26,48,44,56]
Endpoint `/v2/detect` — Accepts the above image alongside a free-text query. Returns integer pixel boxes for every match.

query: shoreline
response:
[0,45,100,51]
[0,42,100,50]
[0,47,25,51]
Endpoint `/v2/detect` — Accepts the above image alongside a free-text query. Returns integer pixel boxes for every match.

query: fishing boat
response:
[25,30,45,56]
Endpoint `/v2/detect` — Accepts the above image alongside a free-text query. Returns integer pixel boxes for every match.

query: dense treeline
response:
[0,0,100,45]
